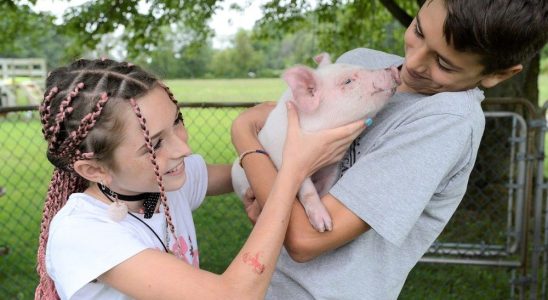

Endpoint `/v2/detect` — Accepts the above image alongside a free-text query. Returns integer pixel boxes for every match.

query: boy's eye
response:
[344,78,353,85]
[437,59,453,72]
[413,22,424,38]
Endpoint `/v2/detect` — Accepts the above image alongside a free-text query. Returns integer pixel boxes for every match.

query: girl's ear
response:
[73,160,111,184]
[480,64,523,88]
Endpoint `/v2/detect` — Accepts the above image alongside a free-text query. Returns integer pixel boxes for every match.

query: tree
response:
[59,0,218,59]
[3,0,543,102]
[0,2,70,69]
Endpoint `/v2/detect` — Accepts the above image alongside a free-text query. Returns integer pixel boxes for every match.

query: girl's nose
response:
[169,129,192,158]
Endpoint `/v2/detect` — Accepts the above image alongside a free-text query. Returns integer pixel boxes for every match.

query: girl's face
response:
[106,86,191,194]
[398,0,491,95]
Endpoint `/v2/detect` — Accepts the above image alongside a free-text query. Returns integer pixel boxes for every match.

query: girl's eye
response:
[344,79,353,85]
[153,139,163,150]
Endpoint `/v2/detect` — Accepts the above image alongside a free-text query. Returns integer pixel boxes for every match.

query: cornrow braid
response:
[57,92,109,161]
[158,82,184,125]
[129,98,179,253]
[49,82,84,149]
[36,58,183,299]
[39,86,59,139]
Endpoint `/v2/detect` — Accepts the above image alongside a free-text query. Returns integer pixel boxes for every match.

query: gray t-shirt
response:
[266,48,485,300]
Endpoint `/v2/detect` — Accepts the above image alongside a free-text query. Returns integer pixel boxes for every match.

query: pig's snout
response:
[389,66,401,86]
[371,67,401,95]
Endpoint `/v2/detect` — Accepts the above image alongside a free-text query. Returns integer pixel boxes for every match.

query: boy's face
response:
[398,0,500,95]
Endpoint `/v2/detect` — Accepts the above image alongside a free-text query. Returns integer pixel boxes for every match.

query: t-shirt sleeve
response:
[46,217,148,299]
[180,154,208,211]
[330,113,474,247]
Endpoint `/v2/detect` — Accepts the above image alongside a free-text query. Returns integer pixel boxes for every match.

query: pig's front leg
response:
[298,178,333,232]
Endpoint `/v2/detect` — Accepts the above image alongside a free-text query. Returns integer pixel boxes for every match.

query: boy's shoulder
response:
[336,48,404,70]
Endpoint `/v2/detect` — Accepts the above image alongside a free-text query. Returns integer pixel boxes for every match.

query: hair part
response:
[442,0,548,74]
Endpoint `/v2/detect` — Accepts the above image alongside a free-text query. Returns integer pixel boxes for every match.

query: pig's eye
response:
[344,79,353,85]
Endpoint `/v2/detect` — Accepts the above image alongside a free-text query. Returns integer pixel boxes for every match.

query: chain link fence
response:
[1,99,548,299]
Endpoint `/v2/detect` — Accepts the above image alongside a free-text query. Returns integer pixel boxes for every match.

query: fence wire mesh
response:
[1,99,547,299]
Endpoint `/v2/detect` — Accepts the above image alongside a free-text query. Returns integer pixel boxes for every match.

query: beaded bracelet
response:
[239,149,270,167]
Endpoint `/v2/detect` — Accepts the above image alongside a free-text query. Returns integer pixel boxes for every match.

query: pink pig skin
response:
[232,53,400,232]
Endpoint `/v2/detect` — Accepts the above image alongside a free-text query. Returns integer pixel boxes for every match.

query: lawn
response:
[1,77,545,298]
[164,78,286,103]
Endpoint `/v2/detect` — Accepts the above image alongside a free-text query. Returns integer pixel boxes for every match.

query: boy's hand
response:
[231,102,276,147]
[242,188,261,225]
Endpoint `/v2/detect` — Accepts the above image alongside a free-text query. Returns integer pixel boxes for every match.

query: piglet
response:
[232,53,400,232]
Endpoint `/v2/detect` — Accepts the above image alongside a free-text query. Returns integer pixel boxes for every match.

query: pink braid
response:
[58,92,109,158]
[159,82,184,125]
[49,83,84,148]
[128,98,180,256]
[39,87,59,139]
[35,169,87,300]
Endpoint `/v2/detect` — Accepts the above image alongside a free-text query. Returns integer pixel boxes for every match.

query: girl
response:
[35,58,364,299]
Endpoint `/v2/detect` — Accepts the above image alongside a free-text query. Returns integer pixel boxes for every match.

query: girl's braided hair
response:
[35,58,181,299]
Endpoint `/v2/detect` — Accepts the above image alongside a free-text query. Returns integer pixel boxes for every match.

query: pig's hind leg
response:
[298,178,333,232]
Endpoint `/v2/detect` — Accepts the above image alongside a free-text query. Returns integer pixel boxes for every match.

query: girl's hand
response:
[281,102,365,180]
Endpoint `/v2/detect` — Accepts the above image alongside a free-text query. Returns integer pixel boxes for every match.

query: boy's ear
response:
[480,64,523,88]
[73,160,111,184]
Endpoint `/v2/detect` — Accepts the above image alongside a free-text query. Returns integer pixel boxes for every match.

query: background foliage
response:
[3,0,545,103]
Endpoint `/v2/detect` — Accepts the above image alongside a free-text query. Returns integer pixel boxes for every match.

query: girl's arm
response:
[98,102,364,299]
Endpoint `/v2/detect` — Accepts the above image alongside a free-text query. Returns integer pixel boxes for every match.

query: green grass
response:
[165,78,287,103]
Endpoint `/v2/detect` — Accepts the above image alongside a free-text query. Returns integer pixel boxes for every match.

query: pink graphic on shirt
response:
[188,236,199,268]
[171,235,188,261]
[171,235,199,267]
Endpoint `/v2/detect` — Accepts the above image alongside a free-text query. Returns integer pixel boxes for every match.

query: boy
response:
[231,0,548,298]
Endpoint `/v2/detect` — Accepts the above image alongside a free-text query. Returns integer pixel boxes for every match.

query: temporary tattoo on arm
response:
[242,252,265,274]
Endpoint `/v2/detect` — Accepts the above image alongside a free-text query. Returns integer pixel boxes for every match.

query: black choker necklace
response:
[98,183,160,219]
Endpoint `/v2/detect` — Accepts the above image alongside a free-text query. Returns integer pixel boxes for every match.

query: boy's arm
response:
[232,104,371,262]
[206,164,233,196]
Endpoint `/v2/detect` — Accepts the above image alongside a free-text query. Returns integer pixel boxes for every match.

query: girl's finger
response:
[286,101,299,130]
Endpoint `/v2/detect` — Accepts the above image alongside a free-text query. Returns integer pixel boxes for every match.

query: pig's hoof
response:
[305,206,333,233]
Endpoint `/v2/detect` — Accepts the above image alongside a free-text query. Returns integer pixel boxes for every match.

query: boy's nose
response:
[406,46,429,74]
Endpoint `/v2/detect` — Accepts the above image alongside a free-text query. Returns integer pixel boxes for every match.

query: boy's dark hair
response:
[442,0,548,74]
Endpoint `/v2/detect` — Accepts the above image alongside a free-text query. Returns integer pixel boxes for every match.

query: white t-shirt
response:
[45,154,208,300]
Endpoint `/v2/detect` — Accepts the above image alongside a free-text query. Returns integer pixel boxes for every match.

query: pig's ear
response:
[282,66,320,113]
[314,53,332,67]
